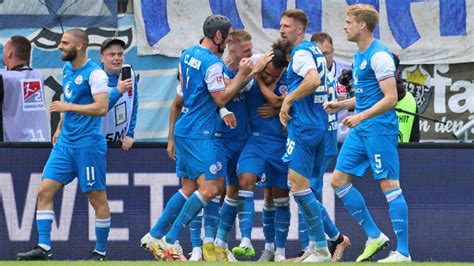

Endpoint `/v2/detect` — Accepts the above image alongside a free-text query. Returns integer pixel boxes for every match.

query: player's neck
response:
[357,35,374,52]
[7,60,27,70]
[200,39,219,55]
[71,55,88,70]
[292,35,305,49]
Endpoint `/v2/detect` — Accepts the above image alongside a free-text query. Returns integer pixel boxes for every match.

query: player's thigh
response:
[335,132,370,177]
[283,130,323,180]
[75,144,107,192]
[175,137,219,181]
[237,138,266,180]
[265,156,289,191]
[365,135,400,180]
[310,155,336,198]
[42,144,75,186]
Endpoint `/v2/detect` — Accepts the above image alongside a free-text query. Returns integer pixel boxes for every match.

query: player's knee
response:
[200,186,219,201]
[331,171,350,189]
[226,185,239,199]
[239,176,255,191]
[90,199,110,215]
[37,185,54,202]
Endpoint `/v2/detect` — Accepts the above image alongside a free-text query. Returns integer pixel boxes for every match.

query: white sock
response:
[203,237,214,244]
[265,242,274,251]
[193,247,202,253]
[215,239,227,247]
[328,232,340,242]
[38,244,51,251]
[240,237,252,248]
[275,247,285,257]
[94,249,106,256]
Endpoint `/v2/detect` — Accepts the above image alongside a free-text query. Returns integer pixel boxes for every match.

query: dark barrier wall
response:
[1,143,473,261]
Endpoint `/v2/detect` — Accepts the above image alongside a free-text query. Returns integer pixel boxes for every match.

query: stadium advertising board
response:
[1,145,473,261]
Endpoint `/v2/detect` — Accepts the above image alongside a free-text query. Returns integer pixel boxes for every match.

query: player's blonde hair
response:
[228,30,252,45]
[346,4,379,33]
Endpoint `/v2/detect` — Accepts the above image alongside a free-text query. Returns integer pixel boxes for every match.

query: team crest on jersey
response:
[75,75,83,85]
[261,173,267,183]
[278,85,288,95]
[64,81,73,99]
[360,60,367,70]
[209,164,218,175]
[21,79,45,111]
[216,161,222,171]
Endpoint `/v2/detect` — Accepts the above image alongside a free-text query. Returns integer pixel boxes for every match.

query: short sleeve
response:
[89,69,109,95]
[291,49,317,78]
[371,52,395,81]
[205,62,225,92]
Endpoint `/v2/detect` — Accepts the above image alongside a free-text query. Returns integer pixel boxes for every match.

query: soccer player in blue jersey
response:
[323,4,411,263]
[295,33,351,263]
[214,41,290,262]
[16,29,110,261]
[140,15,261,261]
[99,38,138,150]
[278,9,331,262]
[186,29,254,262]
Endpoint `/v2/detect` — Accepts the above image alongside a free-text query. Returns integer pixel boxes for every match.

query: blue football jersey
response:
[287,40,328,132]
[174,45,225,139]
[245,71,287,141]
[352,40,398,136]
[215,63,250,141]
[57,60,108,147]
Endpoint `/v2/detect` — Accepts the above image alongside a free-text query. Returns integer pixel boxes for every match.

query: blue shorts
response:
[282,127,325,180]
[310,154,335,198]
[215,138,246,186]
[42,144,107,192]
[238,136,288,190]
[175,136,220,181]
[336,133,399,179]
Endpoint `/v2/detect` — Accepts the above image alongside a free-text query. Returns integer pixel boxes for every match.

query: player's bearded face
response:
[61,47,77,61]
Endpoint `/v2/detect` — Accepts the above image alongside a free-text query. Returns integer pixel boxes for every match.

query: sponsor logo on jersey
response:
[23,80,41,101]
[75,75,83,85]
[360,60,367,70]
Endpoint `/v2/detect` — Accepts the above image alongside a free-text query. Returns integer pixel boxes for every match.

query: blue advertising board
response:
[0,144,473,261]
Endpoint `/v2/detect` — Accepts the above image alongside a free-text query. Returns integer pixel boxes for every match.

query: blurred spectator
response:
[393,54,419,142]
[0,35,50,142]
[99,38,138,150]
